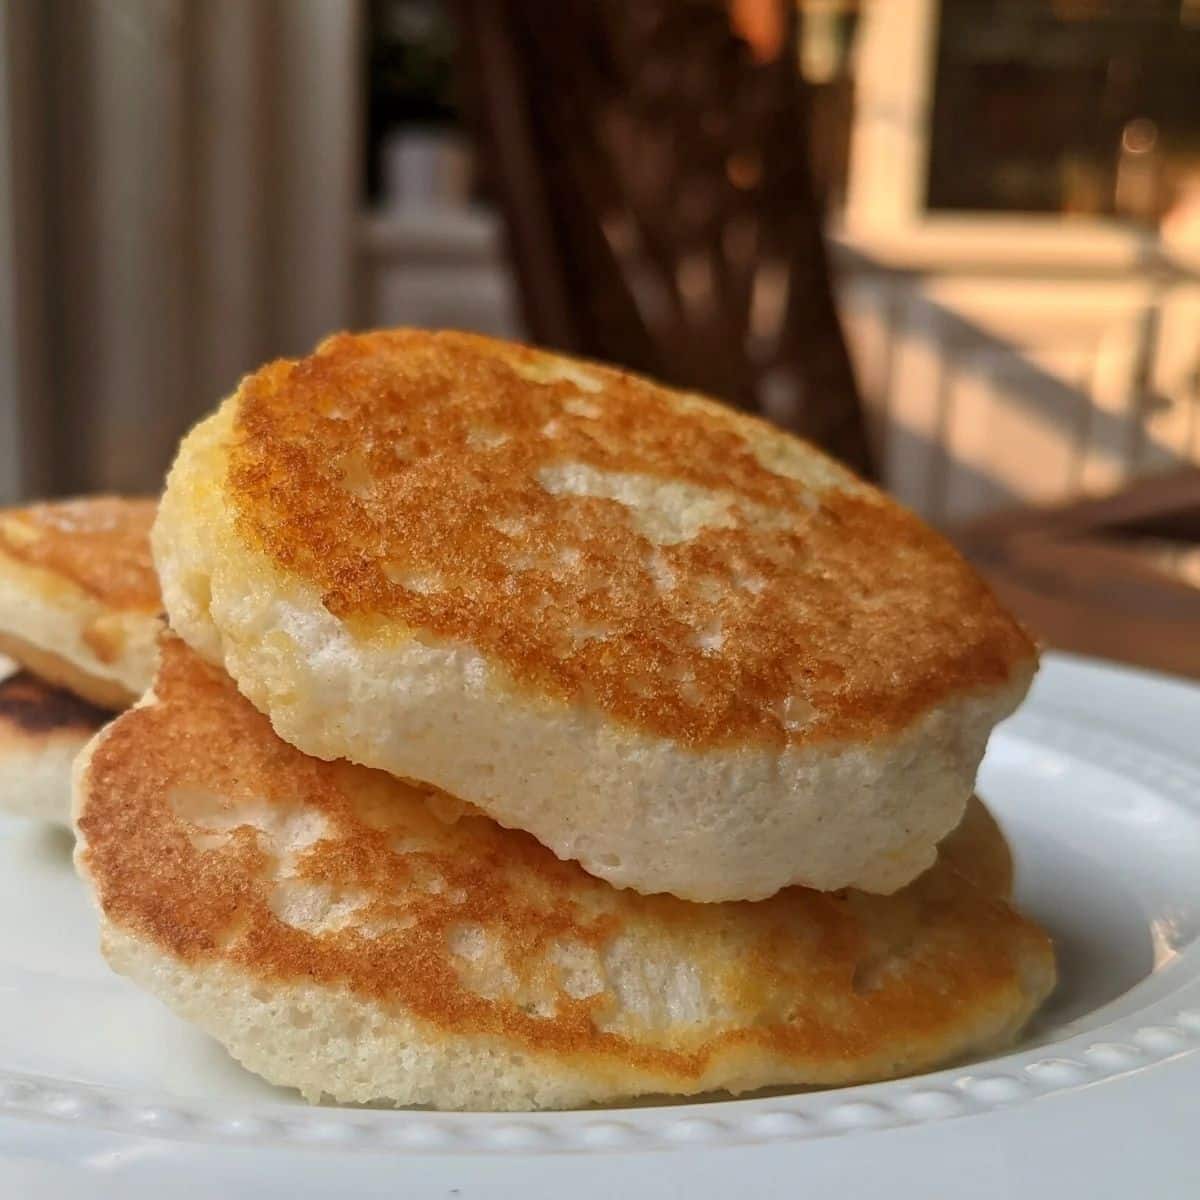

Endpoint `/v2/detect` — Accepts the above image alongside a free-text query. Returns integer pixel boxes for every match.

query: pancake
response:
[0,657,111,825]
[0,497,161,708]
[938,786,1013,900]
[154,331,1036,902]
[73,636,1055,1111]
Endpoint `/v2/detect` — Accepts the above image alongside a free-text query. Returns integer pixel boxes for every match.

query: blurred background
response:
[1,0,1199,671]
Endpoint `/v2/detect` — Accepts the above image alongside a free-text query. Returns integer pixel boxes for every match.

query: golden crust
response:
[0,497,159,613]
[938,794,1013,901]
[0,497,161,707]
[0,668,111,751]
[76,637,1054,1096]
[222,330,1034,749]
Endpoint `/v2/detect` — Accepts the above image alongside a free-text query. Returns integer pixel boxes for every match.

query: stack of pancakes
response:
[71,330,1055,1110]
[0,498,159,825]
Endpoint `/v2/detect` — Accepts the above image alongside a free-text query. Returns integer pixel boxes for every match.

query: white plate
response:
[3,652,1200,1198]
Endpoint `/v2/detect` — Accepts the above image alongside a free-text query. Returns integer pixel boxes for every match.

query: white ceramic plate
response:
[2,652,1199,1199]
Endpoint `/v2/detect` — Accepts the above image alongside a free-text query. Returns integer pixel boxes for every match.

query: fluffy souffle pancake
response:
[154,329,1036,901]
[0,497,161,708]
[0,657,111,825]
[73,637,1054,1111]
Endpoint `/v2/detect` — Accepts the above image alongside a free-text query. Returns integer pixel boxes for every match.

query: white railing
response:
[833,225,1200,523]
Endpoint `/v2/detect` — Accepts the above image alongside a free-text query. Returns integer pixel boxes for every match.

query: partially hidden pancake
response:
[0,497,161,708]
[0,657,112,825]
[73,637,1055,1111]
[154,329,1037,901]
[938,784,1013,901]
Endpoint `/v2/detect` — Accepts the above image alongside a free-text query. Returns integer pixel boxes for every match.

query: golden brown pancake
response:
[939,790,1014,900]
[74,637,1055,1111]
[154,330,1037,901]
[0,497,160,707]
[0,659,111,825]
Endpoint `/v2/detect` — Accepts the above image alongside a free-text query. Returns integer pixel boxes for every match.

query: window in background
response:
[358,0,520,337]
[927,0,1200,229]
[364,0,473,212]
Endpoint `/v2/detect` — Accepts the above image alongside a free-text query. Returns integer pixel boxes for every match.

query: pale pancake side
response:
[155,330,1035,900]
[0,497,161,706]
[74,638,1055,1111]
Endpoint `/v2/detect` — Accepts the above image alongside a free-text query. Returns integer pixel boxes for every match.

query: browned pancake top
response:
[0,496,159,611]
[225,330,1033,749]
[77,637,1053,1085]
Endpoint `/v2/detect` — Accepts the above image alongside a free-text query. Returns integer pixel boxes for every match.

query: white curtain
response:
[0,0,361,501]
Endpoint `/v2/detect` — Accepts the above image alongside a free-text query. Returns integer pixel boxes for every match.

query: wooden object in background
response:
[956,468,1200,680]
[454,0,875,477]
